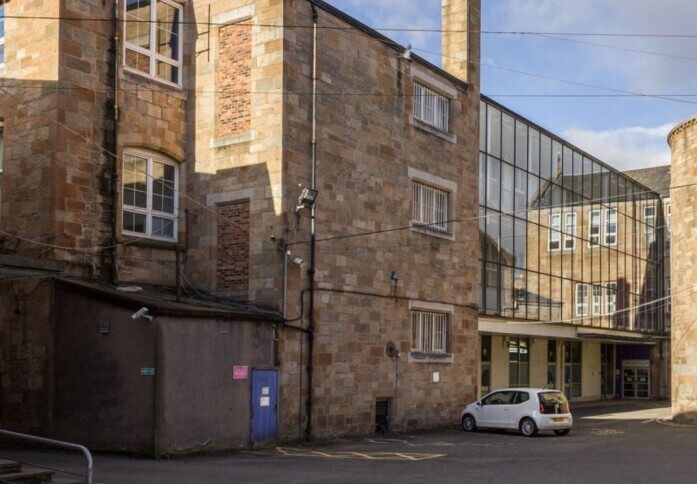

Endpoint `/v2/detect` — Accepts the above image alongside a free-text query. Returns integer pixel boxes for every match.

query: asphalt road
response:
[4,401,697,483]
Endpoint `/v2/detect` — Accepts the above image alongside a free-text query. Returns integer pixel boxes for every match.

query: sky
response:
[327,0,697,171]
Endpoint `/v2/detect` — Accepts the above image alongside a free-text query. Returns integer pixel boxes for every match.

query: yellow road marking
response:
[276,447,444,461]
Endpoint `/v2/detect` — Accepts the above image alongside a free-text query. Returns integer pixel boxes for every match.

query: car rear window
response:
[539,391,570,413]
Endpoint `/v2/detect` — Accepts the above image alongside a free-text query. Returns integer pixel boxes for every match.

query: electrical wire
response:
[0,85,251,236]
[288,180,697,246]
[4,15,697,38]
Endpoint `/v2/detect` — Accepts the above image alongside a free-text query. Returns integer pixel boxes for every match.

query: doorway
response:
[622,361,650,399]
[564,341,582,399]
[251,369,278,444]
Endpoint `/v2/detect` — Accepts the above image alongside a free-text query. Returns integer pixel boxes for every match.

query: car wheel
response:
[554,429,571,436]
[462,414,477,432]
[520,418,538,437]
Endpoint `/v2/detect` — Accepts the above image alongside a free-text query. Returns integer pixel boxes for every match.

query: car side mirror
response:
[477,401,483,406]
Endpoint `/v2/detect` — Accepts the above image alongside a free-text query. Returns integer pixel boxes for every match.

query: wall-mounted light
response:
[296,188,318,211]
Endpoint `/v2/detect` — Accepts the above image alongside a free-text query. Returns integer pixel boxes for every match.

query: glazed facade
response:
[478,96,666,334]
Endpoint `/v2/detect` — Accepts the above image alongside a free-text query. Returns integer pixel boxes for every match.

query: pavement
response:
[3,400,697,484]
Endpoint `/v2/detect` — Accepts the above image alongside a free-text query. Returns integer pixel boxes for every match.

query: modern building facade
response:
[0,0,482,453]
[478,96,668,402]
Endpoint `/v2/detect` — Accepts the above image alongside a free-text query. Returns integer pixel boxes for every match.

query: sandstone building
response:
[0,0,482,453]
[667,115,697,424]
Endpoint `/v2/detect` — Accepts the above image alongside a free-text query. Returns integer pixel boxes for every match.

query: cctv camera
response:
[292,257,305,266]
[131,307,153,321]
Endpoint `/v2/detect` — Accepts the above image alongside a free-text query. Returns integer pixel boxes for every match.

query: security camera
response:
[131,307,153,321]
[292,257,305,267]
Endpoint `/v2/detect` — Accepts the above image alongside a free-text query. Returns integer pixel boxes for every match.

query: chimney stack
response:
[442,0,480,89]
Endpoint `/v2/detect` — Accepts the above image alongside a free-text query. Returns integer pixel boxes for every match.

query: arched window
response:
[122,149,178,241]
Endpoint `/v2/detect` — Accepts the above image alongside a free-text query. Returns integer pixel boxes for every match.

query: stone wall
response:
[278,0,481,439]
[0,278,52,432]
[668,115,697,423]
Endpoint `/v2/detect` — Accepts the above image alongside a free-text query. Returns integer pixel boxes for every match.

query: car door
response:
[480,391,515,428]
[508,391,531,429]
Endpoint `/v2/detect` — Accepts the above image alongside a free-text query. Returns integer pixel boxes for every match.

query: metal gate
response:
[251,369,278,444]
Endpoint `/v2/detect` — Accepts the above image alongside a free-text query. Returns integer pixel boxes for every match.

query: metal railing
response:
[0,429,92,484]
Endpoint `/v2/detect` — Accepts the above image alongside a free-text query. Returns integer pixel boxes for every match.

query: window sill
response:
[408,352,454,364]
[410,223,455,241]
[412,119,457,144]
[210,131,254,149]
[122,67,186,97]
[119,232,181,250]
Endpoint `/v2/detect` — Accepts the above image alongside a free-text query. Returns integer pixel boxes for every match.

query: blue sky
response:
[327,0,697,170]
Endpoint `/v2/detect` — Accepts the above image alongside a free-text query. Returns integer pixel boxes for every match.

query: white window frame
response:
[549,212,561,251]
[588,209,601,247]
[412,180,451,234]
[413,82,450,133]
[121,149,179,242]
[0,2,5,68]
[605,282,617,315]
[604,209,617,246]
[564,212,577,250]
[592,285,603,316]
[0,119,4,174]
[644,204,656,245]
[575,283,588,317]
[411,310,449,355]
[123,0,183,87]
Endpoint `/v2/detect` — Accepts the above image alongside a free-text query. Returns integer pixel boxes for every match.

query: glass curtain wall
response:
[479,97,665,334]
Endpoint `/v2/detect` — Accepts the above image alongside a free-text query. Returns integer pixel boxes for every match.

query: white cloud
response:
[562,124,675,170]
[491,0,697,93]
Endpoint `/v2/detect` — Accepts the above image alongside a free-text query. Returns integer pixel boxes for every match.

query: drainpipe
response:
[110,0,121,284]
[305,3,318,442]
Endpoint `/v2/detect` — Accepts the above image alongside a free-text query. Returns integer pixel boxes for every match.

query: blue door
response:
[251,369,278,444]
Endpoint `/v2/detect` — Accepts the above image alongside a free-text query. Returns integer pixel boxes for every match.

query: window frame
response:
[592,284,603,316]
[123,0,184,87]
[604,209,618,246]
[0,2,5,67]
[588,209,601,247]
[411,179,452,235]
[412,82,450,133]
[121,149,179,242]
[575,283,588,317]
[411,310,450,355]
[564,212,577,250]
[605,282,617,315]
[644,204,656,245]
[548,212,562,251]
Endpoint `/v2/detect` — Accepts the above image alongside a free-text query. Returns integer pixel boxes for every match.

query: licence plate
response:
[552,418,567,423]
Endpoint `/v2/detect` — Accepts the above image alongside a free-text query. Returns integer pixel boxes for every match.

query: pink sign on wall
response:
[233,366,249,381]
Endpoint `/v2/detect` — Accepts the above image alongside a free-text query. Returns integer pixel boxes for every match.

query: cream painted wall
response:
[530,338,548,389]
[581,342,602,401]
[490,335,509,392]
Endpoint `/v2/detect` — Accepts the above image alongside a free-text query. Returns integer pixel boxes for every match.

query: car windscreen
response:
[538,391,570,414]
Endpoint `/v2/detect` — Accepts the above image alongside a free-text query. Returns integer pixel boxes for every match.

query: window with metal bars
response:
[413,83,450,132]
[411,311,449,354]
[412,181,451,233]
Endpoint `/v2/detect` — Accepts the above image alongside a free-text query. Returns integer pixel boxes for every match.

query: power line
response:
[533,34,697,63]
[4,15,697,38]
[1,82,697,99]
[289,180,695,247]
[0,86,251,236]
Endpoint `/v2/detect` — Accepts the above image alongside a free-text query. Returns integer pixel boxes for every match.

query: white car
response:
[460,388,573,437]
